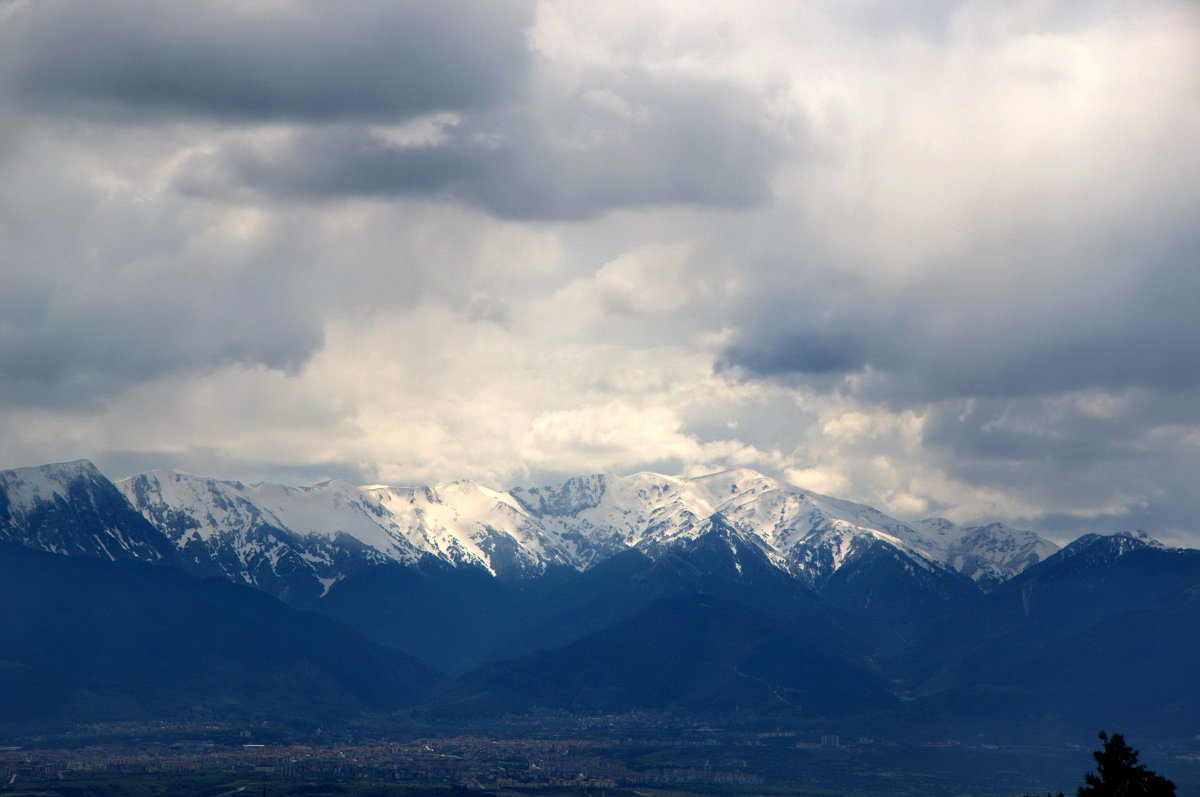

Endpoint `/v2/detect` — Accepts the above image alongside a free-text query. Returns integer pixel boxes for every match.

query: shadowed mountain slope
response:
[0,542,443,728]
[899,533,1200,740]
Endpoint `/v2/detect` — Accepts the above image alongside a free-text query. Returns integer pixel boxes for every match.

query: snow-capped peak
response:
[0,459,105,514]
[112,465,1064,594]
[906,517,1060,587]
[1059,529,1167,562]
[1115,529,1166,548]
[1,460,176,564]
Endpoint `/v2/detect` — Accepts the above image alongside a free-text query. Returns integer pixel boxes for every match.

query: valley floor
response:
[4,721,1199,797]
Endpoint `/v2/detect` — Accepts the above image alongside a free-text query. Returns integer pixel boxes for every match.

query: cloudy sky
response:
[1,0,1198,543]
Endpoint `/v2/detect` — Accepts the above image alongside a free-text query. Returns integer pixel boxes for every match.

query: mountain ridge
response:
[5,458,1172,609]
[55,461,1061,599]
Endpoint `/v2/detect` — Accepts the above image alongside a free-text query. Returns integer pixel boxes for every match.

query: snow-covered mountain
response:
[1052,528,1165,564]
[113,465,1060,597]
[116,471,584,597]
[117,470,418,602]
[0,459,1067,600]
[514,469,1061,588]
[0,460,176,563]
[907,518,1061,589]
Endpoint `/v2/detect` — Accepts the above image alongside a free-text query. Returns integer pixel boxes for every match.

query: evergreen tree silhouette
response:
[1077,731,1175,796]
[1026,732,1176,797]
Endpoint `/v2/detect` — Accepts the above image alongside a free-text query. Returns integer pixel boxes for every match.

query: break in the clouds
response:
[1,0,1199,544]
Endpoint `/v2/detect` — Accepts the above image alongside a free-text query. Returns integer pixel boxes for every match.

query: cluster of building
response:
[0,735,764,789]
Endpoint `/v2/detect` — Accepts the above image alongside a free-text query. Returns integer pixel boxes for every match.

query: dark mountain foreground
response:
[894,534,1200,742]
[0,542,443,730]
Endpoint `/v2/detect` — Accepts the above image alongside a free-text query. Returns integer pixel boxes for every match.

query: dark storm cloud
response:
[0,0,532,122]
[720,319,870,377]
[179,74,787,220]
[720,223,1200,402]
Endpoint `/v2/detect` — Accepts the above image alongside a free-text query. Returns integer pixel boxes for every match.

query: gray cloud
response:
[179,73,788,220]
[466,296,513,328]
[95,448,371,487]
[0,163,531,406]
[3,1,787,221]
[0,0,540,407]
[721,223,1200,402]
[0,0,532,122]
[918,388,1200,538]
[0,192,326,405]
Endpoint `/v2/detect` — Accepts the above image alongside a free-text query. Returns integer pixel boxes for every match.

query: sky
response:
[0,0,1198,544]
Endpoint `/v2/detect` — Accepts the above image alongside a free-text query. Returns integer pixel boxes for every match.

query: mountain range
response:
[112,463,1056,601]
[2,459,1196,745]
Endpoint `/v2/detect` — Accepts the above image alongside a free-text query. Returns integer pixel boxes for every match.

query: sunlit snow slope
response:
[117,466,1060,596]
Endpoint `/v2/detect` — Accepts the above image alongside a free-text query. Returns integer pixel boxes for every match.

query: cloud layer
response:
[2,0,1199,544]
[1,0,532,121]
